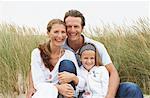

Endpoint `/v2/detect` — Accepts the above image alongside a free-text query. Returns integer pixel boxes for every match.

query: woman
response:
[30,19,82,98]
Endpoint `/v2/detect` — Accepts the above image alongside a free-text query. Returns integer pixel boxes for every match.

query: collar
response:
[63,34,88,53]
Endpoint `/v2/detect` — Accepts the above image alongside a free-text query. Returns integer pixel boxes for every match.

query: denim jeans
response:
[116,82,143,98]
[59,60,77,90]
[58,60,77,98]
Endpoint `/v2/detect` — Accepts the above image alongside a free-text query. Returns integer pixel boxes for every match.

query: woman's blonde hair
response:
[47,19,66,34]
[39,19,66,71]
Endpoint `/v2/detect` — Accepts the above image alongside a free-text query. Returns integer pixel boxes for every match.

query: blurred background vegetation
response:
[0,18,149,97]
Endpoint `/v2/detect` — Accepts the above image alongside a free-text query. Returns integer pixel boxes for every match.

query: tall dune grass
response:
[0,24,46,97]
[85,18,150,94]
[0,18,149,97]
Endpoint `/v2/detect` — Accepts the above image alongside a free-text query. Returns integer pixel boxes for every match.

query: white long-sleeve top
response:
[80,66,109,98]
[31,48,84,90]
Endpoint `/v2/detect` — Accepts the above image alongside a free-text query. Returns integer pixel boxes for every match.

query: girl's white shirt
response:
[80,66,109,98]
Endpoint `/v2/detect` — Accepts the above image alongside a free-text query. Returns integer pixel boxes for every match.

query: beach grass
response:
[0,18,149,97]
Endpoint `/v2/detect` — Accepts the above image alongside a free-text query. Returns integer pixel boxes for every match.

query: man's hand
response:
[58,71,75,84]
[26,87,36,98]
[56,83,74,97]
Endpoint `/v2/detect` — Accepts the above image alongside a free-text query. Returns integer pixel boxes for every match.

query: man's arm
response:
[105,63,120,98]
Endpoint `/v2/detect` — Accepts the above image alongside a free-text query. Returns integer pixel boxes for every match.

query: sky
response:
[0,0,149,33]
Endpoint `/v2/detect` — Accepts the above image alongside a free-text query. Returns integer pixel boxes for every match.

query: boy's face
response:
[65,16,83,41]
[81,50,95,71]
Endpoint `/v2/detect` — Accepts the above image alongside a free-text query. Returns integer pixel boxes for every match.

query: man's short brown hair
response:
[64,9,85,28]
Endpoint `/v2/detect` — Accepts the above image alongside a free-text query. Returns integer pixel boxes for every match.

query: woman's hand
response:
[58,71,75,84]
[26,87,36,98]
[105,94,115,98]
[56,83,74,97]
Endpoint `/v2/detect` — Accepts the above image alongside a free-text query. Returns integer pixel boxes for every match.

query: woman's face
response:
[48,24,67,47]
[81,50,95,71]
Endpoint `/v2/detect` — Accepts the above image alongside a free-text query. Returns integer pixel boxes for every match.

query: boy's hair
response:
[64,9,85,28]
[78,43,102,66]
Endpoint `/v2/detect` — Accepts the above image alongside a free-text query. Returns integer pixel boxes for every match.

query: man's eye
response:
[74,26,78,28]
[67,26,72,28]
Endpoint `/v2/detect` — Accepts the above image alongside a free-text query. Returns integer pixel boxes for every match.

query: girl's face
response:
[81,50,95,71]
[48,24,67,47]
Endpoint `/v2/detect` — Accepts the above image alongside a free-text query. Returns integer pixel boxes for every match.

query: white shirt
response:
[80,66,109,98]
[63,34,112,66]
[31,48,84,90]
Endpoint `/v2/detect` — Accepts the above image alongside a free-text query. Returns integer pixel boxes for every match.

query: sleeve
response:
[96,43,112,66]
[30,48,46,89]
[76,69,86,92]
[69,51,86,90]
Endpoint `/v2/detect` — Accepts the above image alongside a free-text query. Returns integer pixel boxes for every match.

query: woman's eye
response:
[54,31,59,33]
[61,31,66,34]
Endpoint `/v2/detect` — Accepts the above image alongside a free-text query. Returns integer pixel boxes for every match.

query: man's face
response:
[65,16,83,41]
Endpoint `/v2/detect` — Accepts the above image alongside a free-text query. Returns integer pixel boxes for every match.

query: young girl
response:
[78,43,109,98]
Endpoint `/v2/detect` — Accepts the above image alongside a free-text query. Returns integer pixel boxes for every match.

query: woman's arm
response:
[30,49,46,89]
[26,71,36,98]
[58,72,78,84]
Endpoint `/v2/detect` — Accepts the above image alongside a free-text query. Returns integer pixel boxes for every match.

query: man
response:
[27,10,143,98]
[62,9,143,98]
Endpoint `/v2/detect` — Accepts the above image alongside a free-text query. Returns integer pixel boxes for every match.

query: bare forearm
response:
[72,74,79,85]
[105,63,120,98]
[29,71,34,88]
[107,70,120,97]
[26,70,36,98]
